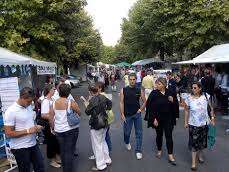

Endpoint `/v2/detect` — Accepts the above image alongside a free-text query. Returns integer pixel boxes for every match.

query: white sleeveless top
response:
[53,100,78,133]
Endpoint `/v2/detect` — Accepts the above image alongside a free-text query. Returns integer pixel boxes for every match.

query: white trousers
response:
[90,128,111,170]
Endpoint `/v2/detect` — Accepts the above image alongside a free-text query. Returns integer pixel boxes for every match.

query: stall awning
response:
[173,60,194,64]
[0,47,57,68]
[132,58,163,66]
[115,62,131,67]
[174,43,229,64]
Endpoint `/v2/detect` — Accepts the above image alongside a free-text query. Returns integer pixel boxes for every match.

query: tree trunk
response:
[160,45,165,61]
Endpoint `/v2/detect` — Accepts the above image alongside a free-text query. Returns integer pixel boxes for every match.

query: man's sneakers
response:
[125,143,131,151]
[136,153,142,160]
[125,143,142,160]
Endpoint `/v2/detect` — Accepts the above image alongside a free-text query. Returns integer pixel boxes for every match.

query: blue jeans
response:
[56,128,79,172]
[123,113,143,153]
[105,126,112,152]
[11,145,45,172]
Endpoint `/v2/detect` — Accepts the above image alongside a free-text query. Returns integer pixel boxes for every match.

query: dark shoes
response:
[191,166,197,171]
[168,159,177,166]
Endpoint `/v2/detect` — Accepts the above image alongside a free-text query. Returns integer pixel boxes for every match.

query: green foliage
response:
[0,0,102,69]
[99,45,116,64]
[118,0,229,62]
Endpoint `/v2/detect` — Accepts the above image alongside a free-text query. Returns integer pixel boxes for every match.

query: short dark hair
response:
[59,84,71,98]
[191,81,203,95]
[166,71,172,75]
[95,82,105,92]
[88,84,98,94]
[43,84,54,96]
[128,73,136,79]
[20,87,35,99]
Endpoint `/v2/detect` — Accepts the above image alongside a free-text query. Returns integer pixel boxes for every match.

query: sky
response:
[85,0,137,46]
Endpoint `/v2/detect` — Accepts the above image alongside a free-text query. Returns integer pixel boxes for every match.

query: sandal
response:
[191,166,197,171]
[155,152,162,159]
[198,158,204,164]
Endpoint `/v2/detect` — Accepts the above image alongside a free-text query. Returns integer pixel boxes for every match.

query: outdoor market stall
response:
[175,44,229,65]
[0,47,57,171]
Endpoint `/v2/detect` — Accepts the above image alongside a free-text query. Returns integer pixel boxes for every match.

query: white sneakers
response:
[125,143,142,160]
[136,153,142,160]
[125,143,132,151]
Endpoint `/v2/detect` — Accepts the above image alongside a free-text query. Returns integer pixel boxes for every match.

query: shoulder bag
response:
[66,100,80,127]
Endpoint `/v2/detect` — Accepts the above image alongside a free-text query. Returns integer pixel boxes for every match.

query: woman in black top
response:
[145,77,177,165]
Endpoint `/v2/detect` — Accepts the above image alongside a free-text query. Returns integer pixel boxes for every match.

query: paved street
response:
[12,82,229,172]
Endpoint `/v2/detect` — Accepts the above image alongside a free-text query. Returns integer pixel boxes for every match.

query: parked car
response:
[56,75,80,88]
[66,75,80,88]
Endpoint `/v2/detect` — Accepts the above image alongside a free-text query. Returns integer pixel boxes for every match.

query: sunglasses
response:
[192,87,198,89]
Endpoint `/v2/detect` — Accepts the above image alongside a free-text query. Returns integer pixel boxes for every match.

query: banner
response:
[37,66,55,75]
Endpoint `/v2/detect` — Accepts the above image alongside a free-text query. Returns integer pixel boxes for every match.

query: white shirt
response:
[41,98,52,114]
[53,101,78,133]
[3,102,36,149]
[98,75,105,83]
[185,94,210,127]
[65,80,71,86]
[136,71,142,83]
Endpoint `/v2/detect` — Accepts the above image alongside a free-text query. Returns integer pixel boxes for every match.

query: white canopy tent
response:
[0,47,57,68]
[132,57,163,66]
[174,43,229,64]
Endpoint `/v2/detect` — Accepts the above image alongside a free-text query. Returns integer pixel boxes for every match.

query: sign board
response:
[0,77,19,113]
[37,66,55,75]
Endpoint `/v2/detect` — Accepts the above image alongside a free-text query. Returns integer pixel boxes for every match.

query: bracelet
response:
[26,129,30,134]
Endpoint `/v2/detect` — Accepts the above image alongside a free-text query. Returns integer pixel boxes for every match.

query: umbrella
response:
[115,62,131,67]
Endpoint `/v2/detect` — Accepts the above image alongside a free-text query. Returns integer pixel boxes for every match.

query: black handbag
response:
[93,111,108,130]
[92,98,108,130]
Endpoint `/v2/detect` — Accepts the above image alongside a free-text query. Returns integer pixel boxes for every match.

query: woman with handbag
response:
[50,84,80,172]
[145,77,177,165]
[96,81,114,152]
[184,82,215,171]
[41,84,61,168]
[85,84,112,171]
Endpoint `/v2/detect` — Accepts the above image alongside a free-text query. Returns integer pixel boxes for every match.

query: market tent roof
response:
[115,62,131,67]
[0,47,57,67]
[192,43,229,64]
[174,43,229,64]
[173,60,194,64]
[132,58,163,66]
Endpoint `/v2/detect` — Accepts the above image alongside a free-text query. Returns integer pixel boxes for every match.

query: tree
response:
[99,45,116,64]
[118,0,229,62]
[0,0,102,72]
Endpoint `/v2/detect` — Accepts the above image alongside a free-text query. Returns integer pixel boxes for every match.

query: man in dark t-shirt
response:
[120,73,146,160]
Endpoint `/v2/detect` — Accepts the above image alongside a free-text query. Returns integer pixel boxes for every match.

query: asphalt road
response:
[11,81,229,172]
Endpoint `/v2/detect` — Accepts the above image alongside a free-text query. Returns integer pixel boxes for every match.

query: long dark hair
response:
[43,84,54,96]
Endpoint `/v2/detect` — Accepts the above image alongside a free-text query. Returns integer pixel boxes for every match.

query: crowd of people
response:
[2,64,228,172]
